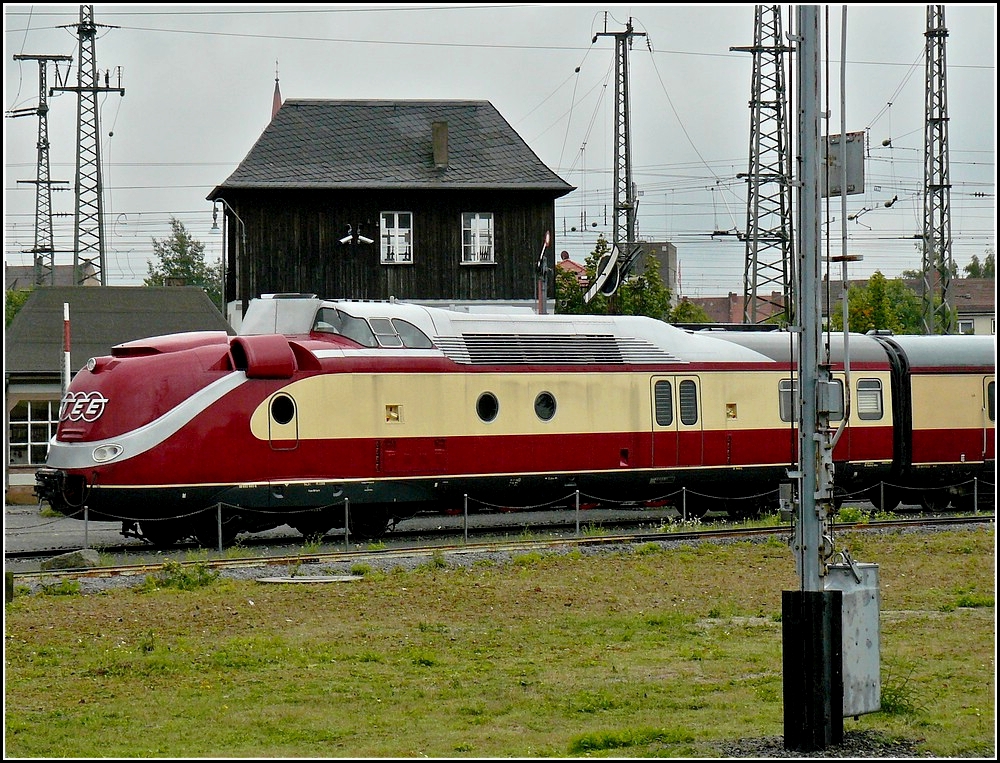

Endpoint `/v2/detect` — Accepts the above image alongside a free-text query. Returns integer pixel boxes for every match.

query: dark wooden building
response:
[208,99,574,320]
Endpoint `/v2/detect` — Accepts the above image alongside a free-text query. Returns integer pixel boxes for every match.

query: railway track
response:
[7,512,993,589]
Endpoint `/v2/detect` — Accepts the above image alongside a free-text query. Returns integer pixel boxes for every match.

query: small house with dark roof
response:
[208,99,574,319]
[4,286,233,503]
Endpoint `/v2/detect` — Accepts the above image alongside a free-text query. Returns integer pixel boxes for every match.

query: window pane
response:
[856,379,883,420]
[534,391,556,421]
[337,311,377,347]
[462,212,493,263]
[392,319,433,349]
[988,381,995,422]
[380,211,413,263]
[679,380,698,425]
[828,379,844,422]
[654,381,672,426]
[779,379,797,423]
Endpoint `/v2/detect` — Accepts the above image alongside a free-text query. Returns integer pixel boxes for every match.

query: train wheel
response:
[290,511,334,540]
[194,513,240,548]
[919,490,951,512]
[679,499,710,520]
[866,486,901,512]
[140,520,185,548]
[348,506,391,541]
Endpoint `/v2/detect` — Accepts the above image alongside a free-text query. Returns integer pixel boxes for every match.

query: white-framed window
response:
[8,399,58,466]
[461,212,494,264]
[380,211,413,264]
[957,319,975,335]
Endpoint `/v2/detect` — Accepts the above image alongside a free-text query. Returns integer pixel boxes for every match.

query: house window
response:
[957,319,974,335]
[462,212,494,263]
[380,212,413,264]
[9,399,58,466]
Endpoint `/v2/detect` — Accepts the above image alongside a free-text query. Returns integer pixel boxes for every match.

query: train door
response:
[650,376,703,467]
[984,377,996,461]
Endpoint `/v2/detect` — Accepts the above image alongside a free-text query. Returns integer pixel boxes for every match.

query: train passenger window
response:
[827,379,845,422]
[856,379,883,420]
[370,318,404,347]
[476,392,499,423]
[392,319,433,348]
[534,392,556,421]
[779,379,797,422]
[654,381,673,426]
[679,380,698,426]
[988,381,995,422]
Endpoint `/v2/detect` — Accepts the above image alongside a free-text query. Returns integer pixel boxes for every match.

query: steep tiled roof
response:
[5,286,234,376]
[210,99,573,194]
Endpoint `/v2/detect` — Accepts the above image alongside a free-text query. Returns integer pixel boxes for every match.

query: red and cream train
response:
[35,294,996,546]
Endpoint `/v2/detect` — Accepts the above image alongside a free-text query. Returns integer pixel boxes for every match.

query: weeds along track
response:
[7,513,993,591]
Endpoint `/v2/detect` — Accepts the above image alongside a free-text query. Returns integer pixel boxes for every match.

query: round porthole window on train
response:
[534,391,556,421]
[476,392,499,423]
[270,393,296,425]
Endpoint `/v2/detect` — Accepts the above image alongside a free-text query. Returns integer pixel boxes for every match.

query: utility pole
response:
[921,5,953,334]
[781,6,843,752]
[7,54,72,286]
[585,15,646,303]
[50,5,125,286]
[732,5,795,325]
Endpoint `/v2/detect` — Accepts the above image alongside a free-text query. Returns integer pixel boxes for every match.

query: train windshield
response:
[312,307,433,349]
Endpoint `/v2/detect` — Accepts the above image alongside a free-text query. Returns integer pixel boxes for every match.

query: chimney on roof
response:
[432,121,448,169]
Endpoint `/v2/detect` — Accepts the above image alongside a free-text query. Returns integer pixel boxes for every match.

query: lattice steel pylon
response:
[921,5,953,334]
[732,5,795,325]
[8,54,72,286]
[50,5,124,286]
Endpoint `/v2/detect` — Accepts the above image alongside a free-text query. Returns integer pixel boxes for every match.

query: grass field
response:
[3,525,995,758]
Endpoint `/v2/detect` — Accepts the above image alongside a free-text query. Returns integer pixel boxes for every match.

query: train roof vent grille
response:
[432,334,680,365]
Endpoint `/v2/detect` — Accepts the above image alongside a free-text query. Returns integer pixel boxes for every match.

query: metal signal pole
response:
[585,15,646,303]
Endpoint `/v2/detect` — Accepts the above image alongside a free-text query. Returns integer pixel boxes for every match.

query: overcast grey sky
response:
[4,4,996,298]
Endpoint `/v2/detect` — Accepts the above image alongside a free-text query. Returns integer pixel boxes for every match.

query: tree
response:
[145,217,223,311]
[830,270,924,334]
[5,288,33,327]
[963,250,995,279]
[671,298,711,324]
[555,235,711,324]
[617,247,672,321]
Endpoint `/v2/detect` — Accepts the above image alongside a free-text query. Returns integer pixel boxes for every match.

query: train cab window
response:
[654,381,673,426]
[312,307,343,334]
[856,378,884,421]
[534,392,556,421]
[988,381,995,422]
[392,319,433,348]
[476,392,499,423]
[370,318,404,348]
[326,310,378,347]
[679,380,698,426]
[779,379,797,422]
